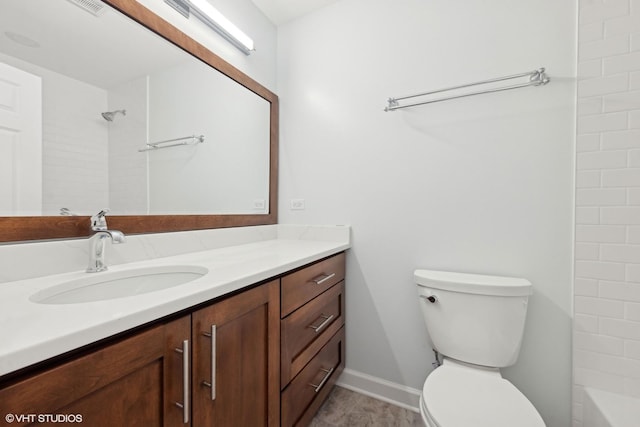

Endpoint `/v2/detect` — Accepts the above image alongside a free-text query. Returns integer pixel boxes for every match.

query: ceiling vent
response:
[66,0,108,17]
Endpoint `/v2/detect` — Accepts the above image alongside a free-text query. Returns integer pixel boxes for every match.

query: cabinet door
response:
[0,316,190,427]
[192,280,280,427]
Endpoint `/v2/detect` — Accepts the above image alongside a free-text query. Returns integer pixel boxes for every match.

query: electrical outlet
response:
[290,199,305,210]
[253,199,266,210]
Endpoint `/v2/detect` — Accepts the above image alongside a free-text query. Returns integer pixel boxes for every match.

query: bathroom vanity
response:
[0,227,348,427]
[0,0,347,424]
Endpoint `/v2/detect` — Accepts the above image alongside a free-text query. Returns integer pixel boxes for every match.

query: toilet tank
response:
[415,269,533,368]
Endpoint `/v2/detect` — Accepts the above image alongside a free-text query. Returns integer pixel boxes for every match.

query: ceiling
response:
[250,0,341,25]
[0,0,189,89]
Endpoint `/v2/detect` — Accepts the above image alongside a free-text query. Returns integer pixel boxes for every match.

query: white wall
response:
[147,60,270,214]
[108,77,148,215]
[573,0,640,426]
[277,1,576,426]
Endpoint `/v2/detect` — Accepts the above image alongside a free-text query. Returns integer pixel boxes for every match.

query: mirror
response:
[0,0,278,242]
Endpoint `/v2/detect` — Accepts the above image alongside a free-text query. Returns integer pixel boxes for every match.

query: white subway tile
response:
[602,168,640,186]
[574,384,585,404]
[627,302,640,320]
[576,224,626,242]
[578,170,602,188]
[578,59,603,79]
[626,340,640,359]
[604,52,640,75]
[632,33,640,52]
[631,72,640,90]
[604,14,640,37]
[625,377,640,398]
[601,317,640,340]
[630,149,640,166]
[577,112,627,134]
[572,403,583,426]
[574,367,625,393]
[628,188,640,204]
[580,0,630,25]
[576,207,601,224]
[576,188,627,205]
[600,280,640,302]
[628,264,640,282]
[577,134,601,152]
[631,110,640,128]
[579,74,628,97]
[629,226,640,242]
[581,21,604,41]
[575,331,625,355]
[577,150,628,169]
[576,277,600,294]
[576,295,626,316]
[601,207,640,224]
[578,97,603,116]
[576,350,640,379]
[576,313,600,333]
[575,246,600,262]
[601,244,640,262]
[601,130,640,150]
[581,36,629,61]
[603,90,640,112]
[575,261,627,281]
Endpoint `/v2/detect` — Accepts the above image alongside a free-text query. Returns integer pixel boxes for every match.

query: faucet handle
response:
[90,209,110,231]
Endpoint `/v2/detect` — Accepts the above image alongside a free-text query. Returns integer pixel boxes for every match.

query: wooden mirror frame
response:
[0,0,278,243]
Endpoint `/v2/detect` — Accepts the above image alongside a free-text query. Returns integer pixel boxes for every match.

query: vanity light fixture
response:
[165,0,255,55]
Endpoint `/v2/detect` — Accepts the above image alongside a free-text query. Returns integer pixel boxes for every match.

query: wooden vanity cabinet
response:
[192,279,280,427]
[0,315,191,427]
[280,253,346,427]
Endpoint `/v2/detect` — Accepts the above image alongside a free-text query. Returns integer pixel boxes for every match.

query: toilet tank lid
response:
[414,269,533,297]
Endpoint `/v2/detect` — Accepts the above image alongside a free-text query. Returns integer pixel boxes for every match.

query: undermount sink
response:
[30,265,208,305]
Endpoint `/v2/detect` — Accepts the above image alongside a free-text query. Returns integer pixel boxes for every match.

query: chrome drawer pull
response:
[202,325,217,400]
[309,367,334,393]
[312,273,336,285]
[174,340,189,423]
[308,314,334,333]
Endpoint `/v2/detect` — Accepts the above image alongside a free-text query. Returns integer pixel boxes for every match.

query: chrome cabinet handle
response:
[312,273,336,285]
[174,340,189,423]
[308,314,334,333]
[202,325,217,400]
[309,367,334,393]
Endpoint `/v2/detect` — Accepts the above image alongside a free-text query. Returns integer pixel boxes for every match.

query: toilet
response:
[415,269,546,427]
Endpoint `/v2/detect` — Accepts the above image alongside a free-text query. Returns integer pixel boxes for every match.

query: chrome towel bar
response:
[384,67,550,112]
[138,134,205,152]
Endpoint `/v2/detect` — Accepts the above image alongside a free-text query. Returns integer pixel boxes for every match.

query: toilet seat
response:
[421,359,545,427]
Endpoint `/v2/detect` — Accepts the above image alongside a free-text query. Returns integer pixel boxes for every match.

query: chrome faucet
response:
[87,209,125,273]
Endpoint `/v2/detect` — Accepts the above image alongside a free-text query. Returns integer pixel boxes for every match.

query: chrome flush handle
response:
[421,294,438,304]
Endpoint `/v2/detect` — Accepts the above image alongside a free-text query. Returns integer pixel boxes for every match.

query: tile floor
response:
[310,386,423,427]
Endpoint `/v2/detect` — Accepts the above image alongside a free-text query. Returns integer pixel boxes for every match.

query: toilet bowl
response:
[420,359,545,426]
[415,269,545,427]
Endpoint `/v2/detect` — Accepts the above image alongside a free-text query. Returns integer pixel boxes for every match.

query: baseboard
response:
[335,368,421,413]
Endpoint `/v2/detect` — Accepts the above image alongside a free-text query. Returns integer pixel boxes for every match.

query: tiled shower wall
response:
[573,0,640,425]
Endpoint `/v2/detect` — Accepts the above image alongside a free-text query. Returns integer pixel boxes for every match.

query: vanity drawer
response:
[281,327,345,427]
[281,281,345,387]
[281,252,345,317]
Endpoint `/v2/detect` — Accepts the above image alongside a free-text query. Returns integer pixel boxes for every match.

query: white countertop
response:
[0,225,350,377]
